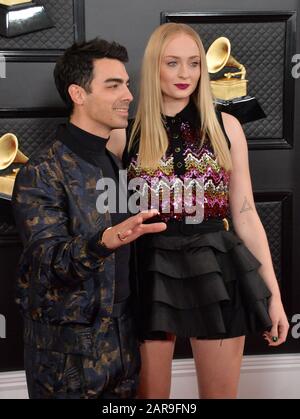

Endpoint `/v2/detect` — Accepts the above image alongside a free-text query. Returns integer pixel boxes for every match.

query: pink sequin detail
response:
[127,120,230,221]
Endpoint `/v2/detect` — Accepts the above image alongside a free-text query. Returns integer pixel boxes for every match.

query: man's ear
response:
[68,84,86,106]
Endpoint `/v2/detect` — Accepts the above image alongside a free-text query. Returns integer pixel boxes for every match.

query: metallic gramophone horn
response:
[0,133,28,170]
[206,37,246,79]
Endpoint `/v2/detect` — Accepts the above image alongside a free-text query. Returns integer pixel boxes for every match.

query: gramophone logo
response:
[206,36,266,124]
[0,314,6,339]
[0,133,29,197]
[206,37,247,101]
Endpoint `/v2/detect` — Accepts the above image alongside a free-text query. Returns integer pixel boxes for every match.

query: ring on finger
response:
[117,232,127,242]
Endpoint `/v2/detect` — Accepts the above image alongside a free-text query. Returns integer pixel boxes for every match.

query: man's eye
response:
[108,84,119,88]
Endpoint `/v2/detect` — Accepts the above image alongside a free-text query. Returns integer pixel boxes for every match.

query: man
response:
[12,38,166,399]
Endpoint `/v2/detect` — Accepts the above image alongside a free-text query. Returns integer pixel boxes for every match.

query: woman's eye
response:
[190,61,200,67]
[167,61,177,67]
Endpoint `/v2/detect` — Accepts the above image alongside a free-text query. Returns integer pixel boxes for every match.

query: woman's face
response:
[160,34,201,104]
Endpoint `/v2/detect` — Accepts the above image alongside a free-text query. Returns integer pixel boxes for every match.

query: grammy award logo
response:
[206,36,247,101]
[206,37,266,124]
[0,133,28,198]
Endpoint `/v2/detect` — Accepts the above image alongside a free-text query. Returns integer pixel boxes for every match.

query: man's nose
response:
[124,85,133,102]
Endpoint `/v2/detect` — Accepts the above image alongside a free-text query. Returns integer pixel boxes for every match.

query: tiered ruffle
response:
[136,230,272,339]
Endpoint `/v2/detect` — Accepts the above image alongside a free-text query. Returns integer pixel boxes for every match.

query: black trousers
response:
[24,307,141,399]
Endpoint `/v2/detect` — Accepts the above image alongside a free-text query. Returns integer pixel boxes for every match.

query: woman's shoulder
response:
[217,111,249,159]
[216,110,243,149]
[220,111,241,128]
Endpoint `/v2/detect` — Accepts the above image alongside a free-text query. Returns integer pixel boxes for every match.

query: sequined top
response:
[125,101,231,222]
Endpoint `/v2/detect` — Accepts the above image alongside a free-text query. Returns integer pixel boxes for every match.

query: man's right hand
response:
[101,209,166,250]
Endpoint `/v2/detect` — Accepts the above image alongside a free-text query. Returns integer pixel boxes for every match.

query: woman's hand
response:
[263,296,290,346]
[102,209,167,250]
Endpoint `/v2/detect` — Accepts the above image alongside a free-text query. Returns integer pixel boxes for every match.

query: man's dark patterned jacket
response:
[12,127,119,337]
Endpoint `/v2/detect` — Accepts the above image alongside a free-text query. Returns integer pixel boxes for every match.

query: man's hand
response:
[101,209,166,249]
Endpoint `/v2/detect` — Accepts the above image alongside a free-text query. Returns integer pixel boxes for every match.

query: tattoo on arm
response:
[240,196,253,213]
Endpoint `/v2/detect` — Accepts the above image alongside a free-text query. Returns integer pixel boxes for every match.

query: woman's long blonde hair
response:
[129,22,232,171]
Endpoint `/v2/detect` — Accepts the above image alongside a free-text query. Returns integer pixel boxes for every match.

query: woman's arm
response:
[221,112,289,346]
[106,128,126,160]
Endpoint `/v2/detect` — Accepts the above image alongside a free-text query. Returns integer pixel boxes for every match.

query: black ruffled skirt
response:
[134,219,272,340]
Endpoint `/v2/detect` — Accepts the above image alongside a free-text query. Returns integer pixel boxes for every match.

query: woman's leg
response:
[190,336,245,399]
[137,334,176,399]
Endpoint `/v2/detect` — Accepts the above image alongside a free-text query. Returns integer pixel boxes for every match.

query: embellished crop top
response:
[124,101,231,223]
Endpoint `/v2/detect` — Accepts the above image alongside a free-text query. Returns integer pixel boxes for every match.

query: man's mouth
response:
[174,84,190,90]
[113,108,129,114]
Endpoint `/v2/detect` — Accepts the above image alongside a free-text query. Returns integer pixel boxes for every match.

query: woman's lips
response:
[174,84,190,90]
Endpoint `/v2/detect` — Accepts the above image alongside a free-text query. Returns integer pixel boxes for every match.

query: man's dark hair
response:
[54,38,128,112]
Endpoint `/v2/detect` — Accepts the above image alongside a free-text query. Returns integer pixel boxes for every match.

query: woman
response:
[108,23,289,399]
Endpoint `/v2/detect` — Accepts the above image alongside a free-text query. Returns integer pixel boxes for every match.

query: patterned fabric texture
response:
[11,125,140,398]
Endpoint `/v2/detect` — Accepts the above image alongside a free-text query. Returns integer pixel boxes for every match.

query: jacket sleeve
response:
[11,161,113,286]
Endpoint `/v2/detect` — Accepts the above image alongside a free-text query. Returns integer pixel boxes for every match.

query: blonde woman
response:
[108,23,289,399]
